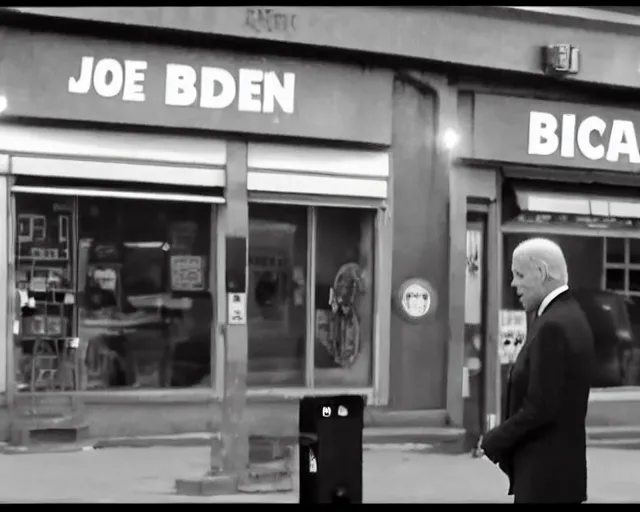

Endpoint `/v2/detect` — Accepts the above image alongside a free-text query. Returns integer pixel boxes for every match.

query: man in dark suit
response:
[480,237,595,504]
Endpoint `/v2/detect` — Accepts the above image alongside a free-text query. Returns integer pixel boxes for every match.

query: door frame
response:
[466,201,501,432]
[463,207,488,438]
[448,164,500,430]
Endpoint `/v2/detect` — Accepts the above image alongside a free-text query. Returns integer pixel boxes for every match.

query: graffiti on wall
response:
[245,8,298,35]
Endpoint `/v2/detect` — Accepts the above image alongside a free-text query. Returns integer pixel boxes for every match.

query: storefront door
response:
[463,211,488,447]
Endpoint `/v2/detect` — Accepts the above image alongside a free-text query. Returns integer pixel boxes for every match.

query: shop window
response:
[314,207,374,387]
[605,268,625,291]
[247,204,307,387]
[601,237,640,387]
[603,238,640,298]
[606,237,625,264]
[248,203,375,389]
[14,194,214,392]
[502,233,640,389]
[630,239,640,265]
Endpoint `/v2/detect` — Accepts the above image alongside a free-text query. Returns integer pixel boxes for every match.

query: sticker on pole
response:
[309,449,318,473]
[338,406,348,417]
[227,292,247,325]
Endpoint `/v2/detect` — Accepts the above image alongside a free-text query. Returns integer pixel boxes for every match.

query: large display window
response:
[247,203,376,388]
[13,193,215,392]
[501,181,640,389]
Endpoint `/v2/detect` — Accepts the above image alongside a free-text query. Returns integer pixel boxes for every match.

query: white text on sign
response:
[68,56,296,114]
[528,111,640,164]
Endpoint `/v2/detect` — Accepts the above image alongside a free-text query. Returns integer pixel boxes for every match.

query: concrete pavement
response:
[0,445,639,503]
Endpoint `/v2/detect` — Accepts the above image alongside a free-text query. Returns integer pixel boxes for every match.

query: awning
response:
[247,142,389,201]
[514,187,640,219]
[504,184,640,238]
[0,124,227,189]
[11,175,225,204]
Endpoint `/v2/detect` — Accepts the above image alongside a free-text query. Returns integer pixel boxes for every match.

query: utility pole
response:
[176,141,249,496]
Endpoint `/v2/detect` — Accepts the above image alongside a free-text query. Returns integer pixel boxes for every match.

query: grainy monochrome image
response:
[1,5,640,504]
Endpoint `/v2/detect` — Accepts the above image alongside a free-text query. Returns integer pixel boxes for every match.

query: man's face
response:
[511,254,545,313]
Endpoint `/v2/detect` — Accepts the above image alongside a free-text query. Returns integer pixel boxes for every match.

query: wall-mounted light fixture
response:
[543,44,580,75]
[442,128,460,152]
[0,95,7,114]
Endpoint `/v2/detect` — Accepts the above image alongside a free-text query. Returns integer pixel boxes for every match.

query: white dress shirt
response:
[537,284,569,318]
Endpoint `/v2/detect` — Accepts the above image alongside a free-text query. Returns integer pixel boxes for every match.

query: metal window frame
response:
[248,195,384,400]
[602,237,640,297]
[0,174,9,402]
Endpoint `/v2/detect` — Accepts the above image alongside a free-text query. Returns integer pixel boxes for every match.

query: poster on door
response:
[499,310,527,364]
[465,229,482,325]
[171,255,205,291]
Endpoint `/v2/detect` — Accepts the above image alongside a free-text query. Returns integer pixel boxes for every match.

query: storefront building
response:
[456,86,640,428]
[0,23,459,441]
[4,7,639,443]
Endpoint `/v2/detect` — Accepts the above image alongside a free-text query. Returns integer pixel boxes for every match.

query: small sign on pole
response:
[227,292,247,325]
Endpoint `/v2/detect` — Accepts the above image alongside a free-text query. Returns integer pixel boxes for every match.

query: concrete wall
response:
[389,77,449,410]
[9,7,640,89]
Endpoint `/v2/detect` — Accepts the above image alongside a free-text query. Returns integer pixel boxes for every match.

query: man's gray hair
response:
[513,237,569,285]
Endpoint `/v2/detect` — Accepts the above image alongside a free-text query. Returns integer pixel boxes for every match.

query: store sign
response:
[68,56,295,114]
[0,27,392,145]
[528,111,640,164]
[471,93,640,173]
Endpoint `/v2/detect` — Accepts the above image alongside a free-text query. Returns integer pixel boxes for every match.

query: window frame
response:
[603,237,640,297]
[248,193,384,393]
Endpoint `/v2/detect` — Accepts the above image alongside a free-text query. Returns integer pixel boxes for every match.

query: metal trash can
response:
[299,394,365,503]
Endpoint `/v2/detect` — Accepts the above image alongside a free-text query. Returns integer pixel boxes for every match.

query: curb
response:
[0,438,437,456]
[95,435,437,452]
[94,433,213,450]
[0,442,96,455]
[4,434,635,455]
[588,438,640,450]
[92,433,441,450]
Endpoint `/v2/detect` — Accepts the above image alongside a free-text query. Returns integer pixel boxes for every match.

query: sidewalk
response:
[0,445,639,503]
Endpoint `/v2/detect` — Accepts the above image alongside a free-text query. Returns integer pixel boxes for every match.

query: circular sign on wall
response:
[396,278,437,322]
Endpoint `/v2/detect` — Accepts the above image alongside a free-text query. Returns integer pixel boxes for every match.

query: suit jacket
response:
[482,290,595,504]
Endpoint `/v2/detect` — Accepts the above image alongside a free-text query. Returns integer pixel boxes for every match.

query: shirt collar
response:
[537,284,569,318]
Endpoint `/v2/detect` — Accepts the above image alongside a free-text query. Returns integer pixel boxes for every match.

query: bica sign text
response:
[528,111,640,163]
[68,56,296,114]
